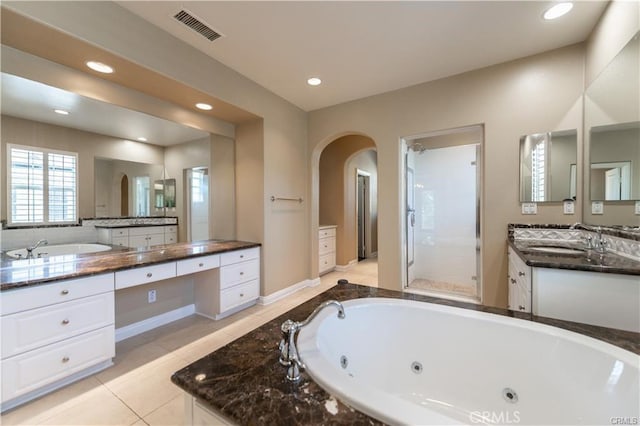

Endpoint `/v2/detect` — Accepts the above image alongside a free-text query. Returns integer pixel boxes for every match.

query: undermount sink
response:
[526,246,585,254]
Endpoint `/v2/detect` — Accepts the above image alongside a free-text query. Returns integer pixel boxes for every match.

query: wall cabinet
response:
[507,246,531,313]
[97,225,178,248]
[1,274,115,411]
[319,226,337,275]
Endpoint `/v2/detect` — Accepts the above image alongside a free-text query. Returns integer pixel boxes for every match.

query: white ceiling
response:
[119,1,608,111]
[1,73,209,146]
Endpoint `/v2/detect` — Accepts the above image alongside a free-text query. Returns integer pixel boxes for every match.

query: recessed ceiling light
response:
[307,77,322,86]
[86,61,114,74]
[543,2,573,20]
[137,137,148,142]
[195,102,213,110]
[54,109,69,115]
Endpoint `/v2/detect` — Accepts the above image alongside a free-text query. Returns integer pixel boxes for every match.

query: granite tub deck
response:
[0,240,260,291]
[171,283,640,425]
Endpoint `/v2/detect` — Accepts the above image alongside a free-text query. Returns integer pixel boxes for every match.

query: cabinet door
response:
[147,233,165,247]
[128,235,149,249]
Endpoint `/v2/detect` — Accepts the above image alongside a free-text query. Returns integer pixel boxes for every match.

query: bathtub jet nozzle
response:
[278,300,345,382]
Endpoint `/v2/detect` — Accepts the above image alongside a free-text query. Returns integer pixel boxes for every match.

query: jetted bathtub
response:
[5,243,112,259]
[296,298,639,425]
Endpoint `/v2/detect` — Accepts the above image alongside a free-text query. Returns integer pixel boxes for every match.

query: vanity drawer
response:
[1,274,114,316]
[319,236,336,255]
[115,263,176,290]
[319,227,336,239]
[111,236,129,247]
[165,233,177,244]
[219,259,260,290]
[164,226,177,234]
[111,228,129,238]
[1,326,114,402]
[176,254,220,276]
[129,226,165,236]
[220,247,260,266]
[219,280,259,312]
[319,253,336,272]
[2,292,114,359]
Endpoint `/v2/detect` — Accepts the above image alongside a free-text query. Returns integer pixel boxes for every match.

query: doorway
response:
[356,170,370,261]
[402,125,482,301]
[185,167,209,242]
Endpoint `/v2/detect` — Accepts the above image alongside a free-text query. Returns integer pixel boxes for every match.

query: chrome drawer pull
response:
[61,289,69,295]
[510,278,516,284]
[240,293,244,297]
[62,356,70,363]
[199,263,204,267]
[240,272,244,275]
[146,272,153,278]
[518,272,525,277]
[519,305,525,311]
[240,255,244,258]
[61,319,70,325]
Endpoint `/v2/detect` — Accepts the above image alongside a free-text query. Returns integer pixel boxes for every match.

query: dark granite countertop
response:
[509,240,640,276]
[171,283,640,425]
[1,240,260,291]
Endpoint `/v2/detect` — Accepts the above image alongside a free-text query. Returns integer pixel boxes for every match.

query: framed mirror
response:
[519,129,577,202]
[584,31,640,225]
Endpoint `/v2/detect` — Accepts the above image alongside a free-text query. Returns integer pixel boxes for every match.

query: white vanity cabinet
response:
[98,225,178,248]
[0,274,115,411]
[319,225,337,274]
[507,246,532,313]
[194,247,260,320]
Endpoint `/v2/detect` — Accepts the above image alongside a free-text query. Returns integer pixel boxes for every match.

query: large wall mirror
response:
[584,31,640,225]
[1,72,210,220]
[519,129,577,202]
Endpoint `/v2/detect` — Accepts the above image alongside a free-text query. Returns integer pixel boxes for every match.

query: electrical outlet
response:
[521,203,537,215]
[148,289,157,304]
[591,201,604,215]
[635,201,640,215]
[563,200,575,215]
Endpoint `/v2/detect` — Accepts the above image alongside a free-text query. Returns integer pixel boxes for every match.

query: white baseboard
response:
[258,278,318,305]
[115,304,195,342]
[335,259,357,272]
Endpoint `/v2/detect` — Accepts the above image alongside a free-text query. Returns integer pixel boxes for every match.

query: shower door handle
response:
[410,212,415,227]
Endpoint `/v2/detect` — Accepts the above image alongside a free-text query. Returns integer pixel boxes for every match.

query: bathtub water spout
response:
[279,300,345,382]
[25,239,48,258]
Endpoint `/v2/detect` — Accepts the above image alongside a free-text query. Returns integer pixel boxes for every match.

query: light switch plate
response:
[563,201,575,215]
[636,201,640,215]
[591,201,604,215]
[521,202,537,215]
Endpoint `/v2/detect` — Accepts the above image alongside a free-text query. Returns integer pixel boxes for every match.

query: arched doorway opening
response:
[313,133,379,286]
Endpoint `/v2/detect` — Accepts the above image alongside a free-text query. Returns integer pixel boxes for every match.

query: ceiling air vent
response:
[173,10,223,42]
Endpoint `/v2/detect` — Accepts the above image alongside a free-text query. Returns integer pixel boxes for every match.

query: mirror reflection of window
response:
[134,176,150,216]
[519,129,577,203]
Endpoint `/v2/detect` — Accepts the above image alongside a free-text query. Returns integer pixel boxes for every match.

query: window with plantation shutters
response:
[8,144,78,225]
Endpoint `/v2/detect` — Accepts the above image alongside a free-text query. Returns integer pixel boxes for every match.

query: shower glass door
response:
[405,141,480,299]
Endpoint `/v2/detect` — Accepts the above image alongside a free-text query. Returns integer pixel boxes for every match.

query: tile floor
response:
[1,260,378,426]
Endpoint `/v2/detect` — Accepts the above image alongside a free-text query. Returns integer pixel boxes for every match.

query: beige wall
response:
[210,134,236,240]
[319,135,376,265]
[1,115,165,221]
[309,44,585,308]
[585,0,640,87]
[6,2,310,297]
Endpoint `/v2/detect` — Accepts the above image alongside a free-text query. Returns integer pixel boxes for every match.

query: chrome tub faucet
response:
[26,239,48,258]
[279,300,345,382]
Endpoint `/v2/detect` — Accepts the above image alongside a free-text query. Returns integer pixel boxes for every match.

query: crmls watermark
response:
[611,417,639,425]
[469,410,521,424]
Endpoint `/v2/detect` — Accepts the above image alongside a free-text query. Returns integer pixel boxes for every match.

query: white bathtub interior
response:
[5,243,112,259]
[297,298,639,425]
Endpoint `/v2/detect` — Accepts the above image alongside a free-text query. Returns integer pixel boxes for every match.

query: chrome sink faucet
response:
[26,239,48,258]
[279,300,345,382]
[570,223,608,253]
